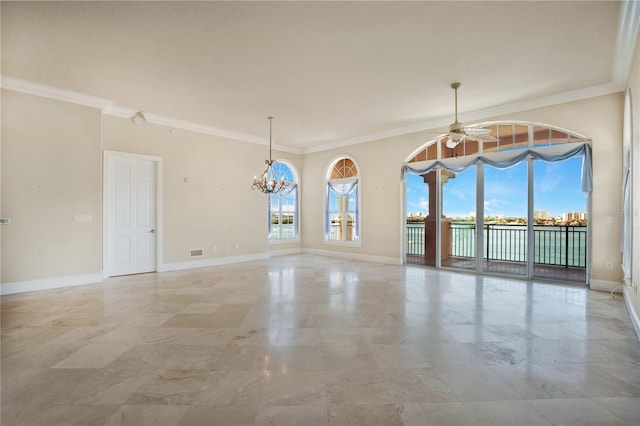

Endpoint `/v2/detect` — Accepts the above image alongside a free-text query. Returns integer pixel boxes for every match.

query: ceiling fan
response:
[440,82,497,149]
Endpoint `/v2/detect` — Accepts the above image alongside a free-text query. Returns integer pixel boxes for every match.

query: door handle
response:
[150,229,155,233]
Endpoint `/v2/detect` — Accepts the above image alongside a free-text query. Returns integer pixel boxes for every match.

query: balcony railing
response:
[406,223,586,268]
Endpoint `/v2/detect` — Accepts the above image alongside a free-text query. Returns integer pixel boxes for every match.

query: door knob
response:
[150,229,155,233]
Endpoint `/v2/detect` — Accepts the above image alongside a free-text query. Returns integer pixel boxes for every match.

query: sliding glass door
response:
[442,166,477,271]
[532,157,587,283]
[405,173,431,265]
[482,162,529,277]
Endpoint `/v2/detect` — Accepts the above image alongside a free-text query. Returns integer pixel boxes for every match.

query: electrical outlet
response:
[606,262,613,270]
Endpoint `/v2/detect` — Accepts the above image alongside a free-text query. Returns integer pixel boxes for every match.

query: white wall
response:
[0,90,302,290]
[0,86,626,293]
[102,115,302,267]
[301,132,426,263]
[1,90,102,283]
[626,37,640,333]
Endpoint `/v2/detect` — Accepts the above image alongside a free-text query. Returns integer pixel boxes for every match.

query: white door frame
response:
[103,150,163,278]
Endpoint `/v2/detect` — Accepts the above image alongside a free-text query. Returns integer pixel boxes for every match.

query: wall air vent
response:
[190,249,204,257]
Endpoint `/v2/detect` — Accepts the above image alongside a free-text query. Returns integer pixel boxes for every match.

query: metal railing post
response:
[485,225,490,261]
[564,225,569,268]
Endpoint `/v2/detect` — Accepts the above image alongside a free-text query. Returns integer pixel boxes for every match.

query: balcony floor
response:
[406,254,587,284]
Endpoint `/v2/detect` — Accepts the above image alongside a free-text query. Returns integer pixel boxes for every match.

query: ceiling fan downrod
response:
[451,82,461,124]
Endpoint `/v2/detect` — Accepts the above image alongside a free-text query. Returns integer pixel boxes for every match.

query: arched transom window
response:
[407,122,590,163]
[330,158,358,179]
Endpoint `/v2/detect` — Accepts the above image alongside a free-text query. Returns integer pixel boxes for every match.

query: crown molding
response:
[136,113,301,155]
[302,81,621,154]
[612,0,640,88]
[0,70,627,157]
[103,104,266,145]
[1,75,302,155]
[103,104,304,154]
[0,75,114,109]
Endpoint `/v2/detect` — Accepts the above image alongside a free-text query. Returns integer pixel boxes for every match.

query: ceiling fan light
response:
[445,138,459,149]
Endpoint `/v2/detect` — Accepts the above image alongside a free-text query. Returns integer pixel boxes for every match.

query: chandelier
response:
[252,116,289,194]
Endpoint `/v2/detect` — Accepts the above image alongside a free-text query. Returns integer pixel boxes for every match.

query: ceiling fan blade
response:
[441,83,495,149]
[467,133,498,143]
[465,127,492,135]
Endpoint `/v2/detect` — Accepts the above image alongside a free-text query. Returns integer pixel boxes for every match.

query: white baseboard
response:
[302,248,402,265]
[269,248,302,257]
[159,252,270,272]
[623,284,640,340]
[590,279,624,293]
[1,272,104,295]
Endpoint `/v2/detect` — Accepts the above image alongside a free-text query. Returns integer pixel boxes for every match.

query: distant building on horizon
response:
[562,212,587,222]
[534,210,550,220]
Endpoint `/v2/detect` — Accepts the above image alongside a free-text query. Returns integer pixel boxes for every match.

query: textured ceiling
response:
[0,1,628,152]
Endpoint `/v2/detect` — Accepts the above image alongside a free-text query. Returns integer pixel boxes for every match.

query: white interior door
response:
[106,155,157,276]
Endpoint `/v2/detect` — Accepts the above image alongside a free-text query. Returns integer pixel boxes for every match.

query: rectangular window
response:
[269,186,298,240]
[327,180,358,242]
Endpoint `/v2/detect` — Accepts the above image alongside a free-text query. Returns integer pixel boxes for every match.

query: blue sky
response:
[406,157,587,218]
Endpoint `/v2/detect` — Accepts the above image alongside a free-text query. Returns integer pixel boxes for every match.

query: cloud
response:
[449,188,464,200]
[544,162,561,173]
[537,164,564,193]
[537,176,561,193]
[485,180,522,198]
[407,196,429,215]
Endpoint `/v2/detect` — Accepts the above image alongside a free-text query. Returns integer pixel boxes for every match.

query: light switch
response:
[74,214,92,222]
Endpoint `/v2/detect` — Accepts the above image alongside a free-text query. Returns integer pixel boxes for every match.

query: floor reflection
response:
[1,254,637,426]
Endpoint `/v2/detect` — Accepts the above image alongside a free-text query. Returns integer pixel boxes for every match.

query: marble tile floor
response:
[1,254,639,425]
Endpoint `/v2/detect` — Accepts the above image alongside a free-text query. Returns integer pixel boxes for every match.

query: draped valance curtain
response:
[326,179,359,240]
[403,143,592,193]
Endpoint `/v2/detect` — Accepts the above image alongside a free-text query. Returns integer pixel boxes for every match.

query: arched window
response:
[402,121,592,284]
[406,122,590,163]
[269,161,298,241]
[326,157,359,243]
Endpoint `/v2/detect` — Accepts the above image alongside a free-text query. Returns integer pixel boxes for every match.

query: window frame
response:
[402,121,591,283]
[324,156,361,246]
[268,160,300,243]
